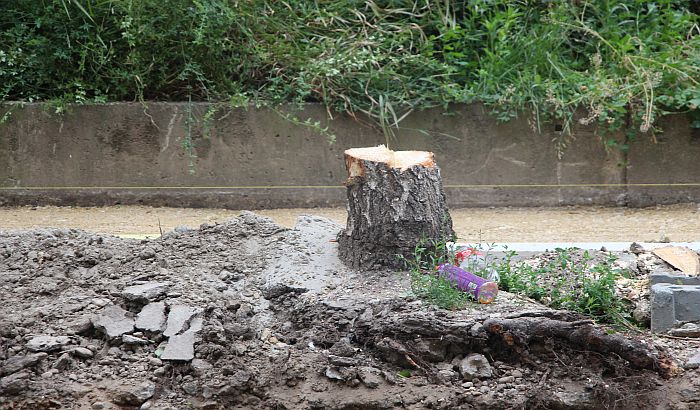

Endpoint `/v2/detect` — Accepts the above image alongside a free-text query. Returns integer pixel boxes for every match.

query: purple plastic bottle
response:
[436,263,499,304]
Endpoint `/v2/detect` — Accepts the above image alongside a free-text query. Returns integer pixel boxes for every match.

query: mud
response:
[1,213,699,409]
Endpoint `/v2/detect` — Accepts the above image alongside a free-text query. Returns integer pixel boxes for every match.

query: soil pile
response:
[0,213,698,409]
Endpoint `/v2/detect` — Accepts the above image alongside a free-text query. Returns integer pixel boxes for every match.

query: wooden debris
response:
[653,246,700,276]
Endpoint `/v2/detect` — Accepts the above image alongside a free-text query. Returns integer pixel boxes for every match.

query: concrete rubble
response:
[122,281,170,304]
[135,301,167,332]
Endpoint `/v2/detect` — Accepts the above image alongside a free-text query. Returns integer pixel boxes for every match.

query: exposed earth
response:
[1,204,699,242]
[1,211,700,409]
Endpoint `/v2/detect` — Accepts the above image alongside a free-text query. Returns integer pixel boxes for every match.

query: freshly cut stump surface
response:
[338,145,454,270]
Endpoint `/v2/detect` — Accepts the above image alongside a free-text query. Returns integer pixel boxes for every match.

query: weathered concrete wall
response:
[627,114,700,207]
[0,102,695,208]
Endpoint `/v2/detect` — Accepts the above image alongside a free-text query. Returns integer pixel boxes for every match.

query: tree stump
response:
[338,145,454,270]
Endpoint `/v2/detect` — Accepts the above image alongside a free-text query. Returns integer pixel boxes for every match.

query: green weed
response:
[499,248,632,325]
[398,238,470,311]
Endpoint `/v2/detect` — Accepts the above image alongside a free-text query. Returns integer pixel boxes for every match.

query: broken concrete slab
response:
[92,305,135,339]
[653,246,700,276]
[122,282,169,303]
[0,353,48,376]
[163,305,202,337]
[25,336,71,353]
[160,332,196,361]
[651,283,700,333]
[135,302,166,333]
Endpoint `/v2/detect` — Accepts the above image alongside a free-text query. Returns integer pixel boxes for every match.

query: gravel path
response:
[0,204,699,242]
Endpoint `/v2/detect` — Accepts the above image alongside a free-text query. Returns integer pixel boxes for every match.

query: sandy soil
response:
[0,204,699,242]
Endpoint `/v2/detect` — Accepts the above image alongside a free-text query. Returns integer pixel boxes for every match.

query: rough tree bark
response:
[337,145,454,270]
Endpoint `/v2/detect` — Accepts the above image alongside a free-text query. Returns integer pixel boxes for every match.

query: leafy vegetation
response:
[402,239,633,325]
[1,1,698,144]
[497,248,632,325]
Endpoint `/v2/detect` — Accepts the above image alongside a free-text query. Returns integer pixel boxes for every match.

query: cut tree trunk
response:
[337,145,454,270]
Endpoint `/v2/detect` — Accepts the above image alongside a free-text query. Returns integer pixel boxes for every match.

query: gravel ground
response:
[1,204,699,242]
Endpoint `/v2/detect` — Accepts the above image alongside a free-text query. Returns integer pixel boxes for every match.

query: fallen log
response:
[337,145,454,270]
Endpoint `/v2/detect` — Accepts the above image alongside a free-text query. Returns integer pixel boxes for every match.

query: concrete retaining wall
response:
[0,103,697,208]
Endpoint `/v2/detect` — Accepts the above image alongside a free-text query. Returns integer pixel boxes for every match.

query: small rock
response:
[154,366,167,376]
[459,353,493,380]
[684,350,700,369]
[72,347,94,359]
[324,366,345,381]
[470,323,485,337]
[633,300,651,327]
[357,366,382,388]
[122,334,150,345]
[227,370,252,388]
[91,402,107,409]
[511,369,523,378]
[462,381,474,388]
[0,352,48,376]
[111,382,156,406]
[498,376,515,383]
[553,390,597,409]
[149,358,163,367]
[329,339,356,357]
[92,305,135,339]
[52,352,73,371]
[65,317,94,335]
[182,381,199,396]
[135,302,167,333]
[328,355,359,367]
[670,323,700,338]
[26,335,71,352]
[630,242,644,255]
[0,371,29,395]
[140,401,153,410]
[191,359,213,377]
[122,282,169,303]
[438,369,457,380]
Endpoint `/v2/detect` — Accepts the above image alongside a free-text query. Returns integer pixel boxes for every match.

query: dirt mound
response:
[0,213,698,409]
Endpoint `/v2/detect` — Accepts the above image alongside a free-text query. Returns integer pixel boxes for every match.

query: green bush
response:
[1,1,698,142]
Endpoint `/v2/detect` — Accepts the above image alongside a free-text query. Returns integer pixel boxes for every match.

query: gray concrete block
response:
[651,284,677,333]
[650,273,700,286]
[651,283,700,333]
